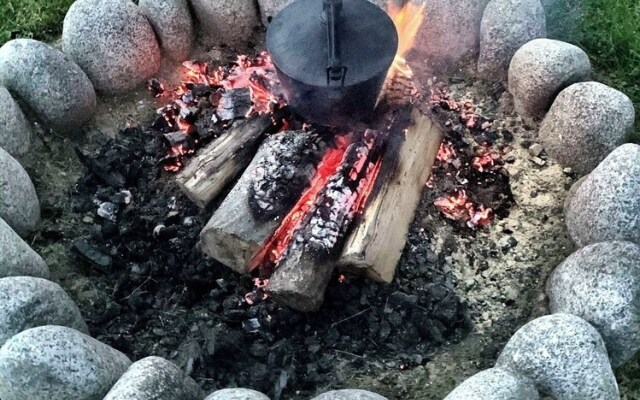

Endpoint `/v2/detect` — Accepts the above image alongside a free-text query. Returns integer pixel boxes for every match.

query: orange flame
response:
[388,1,425,58]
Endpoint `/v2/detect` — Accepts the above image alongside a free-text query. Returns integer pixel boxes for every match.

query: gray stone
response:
[539,82,635,175]
[547,241,640,367]
[139,0,193,61]
[311,389,388,400]
[415,0,491,71]
[563,174,587,212]
[63,0,161,94]
[0,39,96,133]
[565,143,640,246]
[0,217,48,279]
[0,325,131,400]
[191,0,259,45]
[205,388,271,400]
[0,87,31,157]
[444,368,539,400]
[0,277,88,346]
[0,146,40,236]
[104,356,204,400]
[478,0,546,81]
[496,313,619,399]
[508,38,591,121]
[257,0,386,26]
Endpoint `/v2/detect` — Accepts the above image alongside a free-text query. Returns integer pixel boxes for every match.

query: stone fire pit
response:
[0,0,638,399]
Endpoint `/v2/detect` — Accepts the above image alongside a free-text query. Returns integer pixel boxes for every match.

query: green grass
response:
[0,0,74,45]
[0,0,638,141]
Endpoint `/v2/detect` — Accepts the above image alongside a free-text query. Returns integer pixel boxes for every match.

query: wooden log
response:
[338,108,442,283]
[176,116,273,209]
[266,244,334,312]
[198,130,320,273]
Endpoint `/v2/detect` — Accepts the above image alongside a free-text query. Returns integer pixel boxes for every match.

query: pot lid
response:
[266,0,398,88]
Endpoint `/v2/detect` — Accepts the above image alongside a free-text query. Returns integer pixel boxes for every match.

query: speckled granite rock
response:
[0,277,88,346]
[0,217,48,279]
[191,0,259,45]
[205,388,271,400]
[104,356,203,400]
[496,314,619,399]
[0,325,131,400]
[139,0,193,61]
[0,87,31,157]
[565,144,640,246]
[478,0,546,81]
[444,367,539,399]
[538,82,634,175]
[0,39,96,133]
[0,146,40,236]
[547,241,640,367]
[415,0,491,71]
[508,39,591,121]
[563,175,587,212]
[311,389,388,400]
[63,0,161,93]
[257,0,386,26]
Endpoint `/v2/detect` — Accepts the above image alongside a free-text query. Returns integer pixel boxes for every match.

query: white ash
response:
[249,130,326,221]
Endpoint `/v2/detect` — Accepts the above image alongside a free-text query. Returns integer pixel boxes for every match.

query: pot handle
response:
[324,0,347,87]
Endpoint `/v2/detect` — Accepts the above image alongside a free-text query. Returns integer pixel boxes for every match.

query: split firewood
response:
[176,116,273,209]
[198,130,325,273]
[338,108,442,282]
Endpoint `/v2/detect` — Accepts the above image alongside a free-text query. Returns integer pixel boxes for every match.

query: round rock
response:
[311,389,388,400]
[415,0,491,71]
[538,82,635,175]
[496,313,619,399]
[105,356,204,400]
[191,0,259,45]
[63,0,161,94]
[0,276,88,346]
[0,325,131,400]
[205,388,271,400]
[0,146,40,236]
[547,241,640,367]
[508,38,591,121]
[0,217,48,279]
[444,368,539,400]
[0,86,32,157]
[565,143,640,246]
[478,0,546,81]
[139,0,193,61]
[0,39,96,133]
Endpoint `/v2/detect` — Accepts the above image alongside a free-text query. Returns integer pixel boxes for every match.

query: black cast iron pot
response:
[266,0,398,126]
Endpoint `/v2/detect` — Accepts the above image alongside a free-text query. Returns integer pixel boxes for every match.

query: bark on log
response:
[176,116,273,209]
[338,108,442,283]
[198,130,320,273]
[266,244,334,312]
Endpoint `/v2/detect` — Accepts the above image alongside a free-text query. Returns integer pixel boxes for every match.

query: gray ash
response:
[248,130,327,221]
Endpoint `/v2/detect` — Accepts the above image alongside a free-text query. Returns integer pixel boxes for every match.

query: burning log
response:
[176,116,274,208]
[199,130,327,272]
[338,108,442,282]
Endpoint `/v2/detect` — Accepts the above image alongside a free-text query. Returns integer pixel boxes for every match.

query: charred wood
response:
[338,108,442,282]
[176,116,273,209]
[248,130,326,221]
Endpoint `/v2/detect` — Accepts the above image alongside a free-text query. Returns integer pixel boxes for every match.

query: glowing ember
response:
[151,52,286,172]
[437,142,457,164]
[434,190,493,229]
[472,147,502,172]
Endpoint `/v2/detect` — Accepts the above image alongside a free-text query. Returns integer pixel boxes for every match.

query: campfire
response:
[135,0,452,311]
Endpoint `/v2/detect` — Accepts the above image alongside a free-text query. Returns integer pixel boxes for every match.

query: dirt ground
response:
[18,48,640,399]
